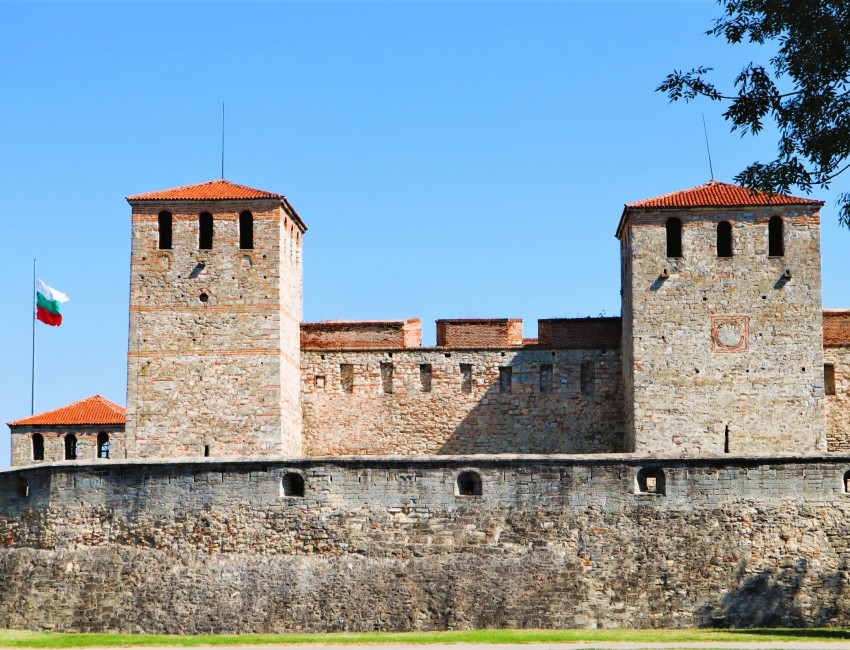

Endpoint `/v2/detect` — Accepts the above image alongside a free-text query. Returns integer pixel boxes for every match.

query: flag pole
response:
[31,259,36,415]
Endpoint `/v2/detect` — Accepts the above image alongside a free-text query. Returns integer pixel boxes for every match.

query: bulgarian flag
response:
[36,279,69,327]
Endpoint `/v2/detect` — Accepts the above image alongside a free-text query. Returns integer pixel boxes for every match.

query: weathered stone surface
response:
[619,206,826,455]
[3,456,850,632]
[10,426,123,466]
[302,349,624,455]
[825,346,850,451]
[125,199,304,459]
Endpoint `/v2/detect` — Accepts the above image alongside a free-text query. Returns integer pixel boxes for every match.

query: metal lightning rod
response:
[702,112,715,180]
[221,102,225,180]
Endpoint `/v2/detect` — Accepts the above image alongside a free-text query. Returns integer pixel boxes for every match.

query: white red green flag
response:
[36,279,69,327]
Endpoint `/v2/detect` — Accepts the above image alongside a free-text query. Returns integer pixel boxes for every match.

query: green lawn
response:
[2,628,850,647]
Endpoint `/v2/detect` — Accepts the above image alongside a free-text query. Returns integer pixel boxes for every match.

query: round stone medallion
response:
[717,322,744,348]
[711,315,750,353]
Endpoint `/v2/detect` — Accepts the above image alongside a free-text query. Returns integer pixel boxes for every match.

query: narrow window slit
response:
[540,363,553,393]
[199,212,213,250]
[420,364,432,393]
[499,366,512,394]
[460,364,472,394]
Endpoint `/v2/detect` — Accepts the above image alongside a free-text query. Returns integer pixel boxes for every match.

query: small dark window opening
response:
[717,221,733,258]
[724,425,730,454]
[239,211,254,250]
[282,472,305,497]
[540,363,553,393]
[64,434,77,461]
[666,217,682,258]
[456,471,482,496]
[499,366,512,394]
[340,364,354,394]
[460,364,472,394]
[203,444,210,457]
[381,362,394,394]
[420,364,432,392]
[32,434,44,462]
[158,211,172,250]
[769,216,784,256]
[581,360,595,395]
[637,467,665,495]
[15,476,28,498]
[844,470,850,494]
[97,432,110,459]
[825,363,837,396]
[97,432,109,458]
[199,212,213,250]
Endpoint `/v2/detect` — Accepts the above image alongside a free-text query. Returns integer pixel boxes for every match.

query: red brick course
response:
[537,318,621,350]
[436,319,523,348]
[301,320,422,350]
[824,310,850,346]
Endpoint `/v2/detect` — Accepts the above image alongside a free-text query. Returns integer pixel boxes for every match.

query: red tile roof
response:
[127,179,283,201]
[8,395,126,427]
[626,180,823,209]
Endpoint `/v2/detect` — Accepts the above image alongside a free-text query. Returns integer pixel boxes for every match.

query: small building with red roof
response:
[8,395,125,465]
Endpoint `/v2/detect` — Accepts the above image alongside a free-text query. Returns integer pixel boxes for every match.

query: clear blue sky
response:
[2,1,848,468]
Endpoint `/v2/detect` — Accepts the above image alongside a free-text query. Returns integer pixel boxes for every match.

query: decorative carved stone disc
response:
[711,315,750,353]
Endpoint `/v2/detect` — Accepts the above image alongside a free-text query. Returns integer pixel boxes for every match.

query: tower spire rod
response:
[221,102,225,180]
[702,112,715,181]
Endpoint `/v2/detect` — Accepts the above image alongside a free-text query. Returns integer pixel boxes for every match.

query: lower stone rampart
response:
[3,455,850,632]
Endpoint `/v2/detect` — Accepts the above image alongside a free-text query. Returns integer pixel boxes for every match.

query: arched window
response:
[158,211,172,250]
[636,467,665,495]
[32,434,44,462]
[281,473,305,497]
[456,471,482,496]
[844,469,850,494]
[199,212,213,250]
[97,432,110,459]
[239,211,253,250]
[769,216,784,256]
[717,221,733,258]
[666,217,682,257]
[64,434,77,461]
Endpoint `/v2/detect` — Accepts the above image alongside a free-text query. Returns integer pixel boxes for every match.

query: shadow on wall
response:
[700,563,849,628]
[436,351,625,455]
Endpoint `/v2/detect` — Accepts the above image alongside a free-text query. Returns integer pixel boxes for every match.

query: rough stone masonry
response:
[3,456,850,632]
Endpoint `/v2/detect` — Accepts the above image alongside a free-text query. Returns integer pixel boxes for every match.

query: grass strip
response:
[3,628,850,647]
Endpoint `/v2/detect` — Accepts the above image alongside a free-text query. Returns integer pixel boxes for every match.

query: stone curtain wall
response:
[125,199,303,459]
[4,456,850,632]
[10,426,124,466]
[825,348,850,452]
[621,205,826,455]
[301,348,625,455]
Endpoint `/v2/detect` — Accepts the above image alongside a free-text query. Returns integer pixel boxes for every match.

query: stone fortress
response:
[3,178,850,632]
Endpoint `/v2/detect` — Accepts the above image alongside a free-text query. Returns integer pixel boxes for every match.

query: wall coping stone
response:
[5,452,850,475]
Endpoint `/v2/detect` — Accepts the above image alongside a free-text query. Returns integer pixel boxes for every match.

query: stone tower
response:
[125,179,306,458]
[617,180,826,455]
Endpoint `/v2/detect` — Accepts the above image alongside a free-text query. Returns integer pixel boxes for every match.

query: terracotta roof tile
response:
[127,179,283,201]
[626,180,823,209]
[8,395,125,427]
